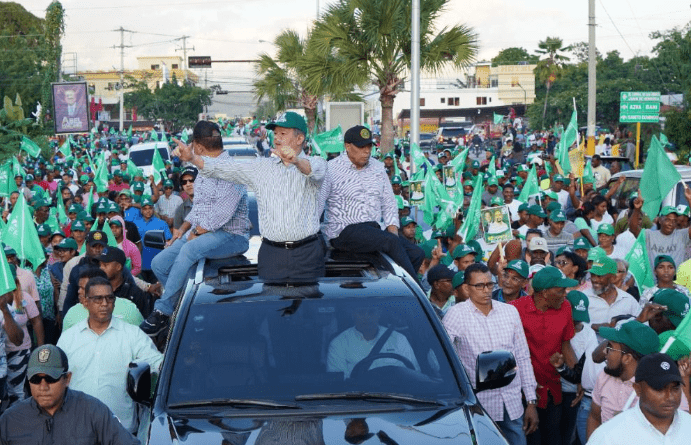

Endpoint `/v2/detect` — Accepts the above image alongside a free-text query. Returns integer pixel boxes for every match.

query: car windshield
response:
[166,291,463,407]
[226,148,258,158]
[129,148,169,166]
[441,128,467,138]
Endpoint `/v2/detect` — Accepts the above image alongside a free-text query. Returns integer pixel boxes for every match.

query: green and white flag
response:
[488,156,496,178]
[457,175,483,242]
[93,152,109,193]
[0,245,16,296]
[518,165,540,202]
[56,195,69,225]
[1,195,45,271]
[181,129,189,144]
[450,146,470,173]
[624,230,655,295]
[59,139,72,157]
[410,143,433,181]
[312,126,344,158]
[640,136,680,219]
[152,146,166,184]
[127,125,133,138]
[493,113,504,125]
[19,136,41,158]
[556,108,577,175]
[150,130,159,141]
[0,162,16,198]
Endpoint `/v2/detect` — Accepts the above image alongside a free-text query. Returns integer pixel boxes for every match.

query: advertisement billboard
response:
[52,82,89,134]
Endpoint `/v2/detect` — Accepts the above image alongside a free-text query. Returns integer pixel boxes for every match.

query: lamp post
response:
[516,82,527,115]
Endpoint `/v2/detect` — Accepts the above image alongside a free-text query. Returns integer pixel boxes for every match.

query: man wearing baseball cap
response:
[526,236,550,266]
[0,345,138,444]
[544,210,572,256]
[510,266,579,444]
[173,113,328,284]
[588,352,691,444]
[320,125,424,284]
[517,204,547,238]
[639,255,691,308]
[60,230,109,318]
[584,256,640,334]
[494,259,529,303]
[174,166,197,229]
[426,264,456,319]
[97,246,150,318]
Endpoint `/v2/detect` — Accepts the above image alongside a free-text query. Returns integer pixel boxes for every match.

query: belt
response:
[262,234,319,249]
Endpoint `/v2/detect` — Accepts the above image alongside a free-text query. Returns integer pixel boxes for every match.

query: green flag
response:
[422,170,456,229]
[624,230,655,295]
[127,125,133,138]
[493,113,504,125]
[10,157,24,179]
[127,160,139,178]
[556,109,577,175]
[660,133,670,148]
[488,156,496,178]
[150,130,159,141]
[457,175,483,242]
[312,126,343,158]
[410,143,433,181]
[109,127,116,135]
[160,131,169,143]
[1,195,45,271]
[181,129,189,144]
[56,195,69,225]
[450,146,470,173]
[583,160,594,184]
[152,146,166,184]
[0,162,15,198]
[20,136,41,158]
[93,152,109,193]
[0,245,16,296]
[59,139,72,157]
[640,136,681,219]
[518,165,540,202]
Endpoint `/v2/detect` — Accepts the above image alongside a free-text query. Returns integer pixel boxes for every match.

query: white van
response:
[127,142,171,178]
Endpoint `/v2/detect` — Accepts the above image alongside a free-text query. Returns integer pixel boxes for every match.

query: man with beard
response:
[585,320,686,440]
[583,256,640,335]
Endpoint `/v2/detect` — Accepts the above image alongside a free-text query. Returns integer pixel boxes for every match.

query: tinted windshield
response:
[167,292,463,406]
[129,148,169,166]
[226,148,258,157]
[441,128,467,138]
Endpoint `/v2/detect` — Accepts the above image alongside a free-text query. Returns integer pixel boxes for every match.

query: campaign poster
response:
[53,82,89,134]
[443,165,457,192]
[409,180,424,206]
[481,205,513,244]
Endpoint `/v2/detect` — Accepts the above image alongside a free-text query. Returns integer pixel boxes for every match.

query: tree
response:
[491,47,538,67]
[305,0,477,153]
[568,42,601,64]
[41,1,65,126]
[535,37,571,122]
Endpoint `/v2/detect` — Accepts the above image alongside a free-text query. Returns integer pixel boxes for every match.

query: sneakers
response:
[140,310,170,336]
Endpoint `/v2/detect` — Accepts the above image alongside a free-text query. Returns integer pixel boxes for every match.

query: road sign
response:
[619,91,660,123]
[188,56,212,68]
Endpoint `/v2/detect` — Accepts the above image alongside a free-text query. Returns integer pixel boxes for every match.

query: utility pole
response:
[113,27,133,132]
[175,36,193,83]
[410,0,420,152]
[586,0,596,156]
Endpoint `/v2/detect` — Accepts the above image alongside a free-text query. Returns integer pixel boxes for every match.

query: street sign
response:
[619,91,660,123]
[188,56,212,68]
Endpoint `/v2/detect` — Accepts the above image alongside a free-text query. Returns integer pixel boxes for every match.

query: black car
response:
[128,250,516,444]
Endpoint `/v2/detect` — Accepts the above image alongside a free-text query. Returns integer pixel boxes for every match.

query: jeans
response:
[561,392,580,445]
[152,230,249,315]
[496,406,527,445]
[575,395,591,445]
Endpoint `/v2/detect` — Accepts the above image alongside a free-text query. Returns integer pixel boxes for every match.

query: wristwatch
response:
[527,399,537,406]
[192,228,200,236]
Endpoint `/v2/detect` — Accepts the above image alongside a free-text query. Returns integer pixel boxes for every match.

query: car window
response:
[675,182,691,207]
[609,177,640,210]
[129,148,169,166]
[441,128,467,138]
[167,293,463,406]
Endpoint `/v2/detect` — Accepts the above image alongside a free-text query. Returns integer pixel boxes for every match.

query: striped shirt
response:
[200,152,326,242]
[186,152,251,238]
[319,153,399,240]
[154,193,183,220]
[442,300,538,422]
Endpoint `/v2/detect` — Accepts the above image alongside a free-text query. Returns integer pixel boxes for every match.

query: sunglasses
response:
[29,373,65,385]
[180,179,195,185]
[88,294,116,303]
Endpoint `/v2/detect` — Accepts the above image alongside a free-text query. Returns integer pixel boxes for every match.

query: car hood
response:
[148,403,508,445]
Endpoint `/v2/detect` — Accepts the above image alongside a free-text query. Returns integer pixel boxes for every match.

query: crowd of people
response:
[0,111,690,444]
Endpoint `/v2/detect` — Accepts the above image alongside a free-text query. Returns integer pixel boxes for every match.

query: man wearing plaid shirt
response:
[443,263,538,445]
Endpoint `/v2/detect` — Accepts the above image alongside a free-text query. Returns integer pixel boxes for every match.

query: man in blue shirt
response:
[133,197,171,283]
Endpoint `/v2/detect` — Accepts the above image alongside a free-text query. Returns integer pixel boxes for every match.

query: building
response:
[364,63,537,135]
[77,56,198,125]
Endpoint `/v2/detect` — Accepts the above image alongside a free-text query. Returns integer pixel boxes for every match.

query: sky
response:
[17,0,691,116]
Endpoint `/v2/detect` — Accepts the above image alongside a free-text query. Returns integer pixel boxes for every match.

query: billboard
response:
[52,82,89,134]
[325,102,364,131]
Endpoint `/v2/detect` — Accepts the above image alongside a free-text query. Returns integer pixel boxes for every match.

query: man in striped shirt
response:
[173,112,327,283]
[320,125,424,282]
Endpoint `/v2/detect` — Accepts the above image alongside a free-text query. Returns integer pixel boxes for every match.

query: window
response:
[491,79,498,87]
[448,97,454,107]
[454,98,459,106]
[151,64,160,70]
[476,97,487,105]
[440,98,445,104]
[420,98,425,107]
[172,64,179,69]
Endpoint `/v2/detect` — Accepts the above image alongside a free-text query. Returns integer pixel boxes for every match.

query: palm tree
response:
[535,37,571,123]
[304,0,477,153]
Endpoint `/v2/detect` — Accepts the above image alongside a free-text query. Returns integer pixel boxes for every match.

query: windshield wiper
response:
[169,398,301,410]
[295,392,443,406]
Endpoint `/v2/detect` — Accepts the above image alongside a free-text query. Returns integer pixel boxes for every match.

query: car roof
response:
[192,251,416,305]
[129,142,170,151]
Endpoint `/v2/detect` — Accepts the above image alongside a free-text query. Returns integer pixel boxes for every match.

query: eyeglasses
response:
[88,294,116,303]
[467,282,494,291]
[605,346,628,355]
[29,374,65,385]
[180,179,195,185]
[555,260,571,267]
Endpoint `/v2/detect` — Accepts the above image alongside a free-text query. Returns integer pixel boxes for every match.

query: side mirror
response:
[127,362,152,406]
[475,350,517,392]
[143,230,166,250]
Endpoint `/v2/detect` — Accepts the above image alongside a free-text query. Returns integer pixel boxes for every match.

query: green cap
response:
[107,202,120,213]
[36,224,51,237]
[79,174,89,183]
[452,271,465,289]
[383,152,394,159]
[553,174,565,182]
[95,201,108,213]
[80,214,94,223]
[487,177,498,186]
[452,244,477,260]
[400,216,416,227]
[659,330,691,361]
[518,202,530,213]
[109,219,123,228]
[118,189,132,197]
[490,196,504,206]
[55,238,78,251]
[567,290,590,322]
[549,210,567,222]
[463,180,473,187]
[266,111,308,135]
[659,206,679,217]
[574,237,592,251]
[546,201,562,213]
[582,176,594,184]
[599,320,660,356]
[133,182,145,192]
[141,197,154,207]
[597,223,615,236]
[531,266,578,291]
[542,190,558,200]
[527,204,546,218]
[677,205,691,217]
[67,203,82,214]
[589,256,618,275]
[587,246,606,262]
[556,245,574,257]
[420,239,437,260]
[651,288,690,327]
[71,220,86,232]
[654,255,676,269]
[163,179,174,188]
[516,165,529,172]
[471,160,480,169]
[26,344,69,380]
[506,259,529,279]
[391,175,402,185]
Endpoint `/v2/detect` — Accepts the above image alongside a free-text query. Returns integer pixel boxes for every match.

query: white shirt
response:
[588,404,691,445]
[616,230,637,254]
[557,189,569,210]
[506,199,523,222]
[584,287,641,326]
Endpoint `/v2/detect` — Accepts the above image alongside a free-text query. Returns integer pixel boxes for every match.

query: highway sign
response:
[619,91,660,123]
[188,56,212,68]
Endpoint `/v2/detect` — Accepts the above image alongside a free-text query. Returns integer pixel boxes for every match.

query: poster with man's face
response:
[482,205,513,244]
[409,180,424,206]
[53,82,89,133]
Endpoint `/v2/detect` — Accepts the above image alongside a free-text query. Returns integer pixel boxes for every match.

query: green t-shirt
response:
[62,297,144,331]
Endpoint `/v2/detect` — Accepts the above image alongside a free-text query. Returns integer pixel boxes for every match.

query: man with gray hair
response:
[175,112,327,283]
